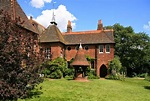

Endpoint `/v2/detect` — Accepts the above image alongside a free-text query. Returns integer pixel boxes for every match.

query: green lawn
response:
[19,78,150,101]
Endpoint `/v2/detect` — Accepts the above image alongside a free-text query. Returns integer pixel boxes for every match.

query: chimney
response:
[97,20,103,30]
[30,16,33,20]
[11,0,16,20]
[67,20,72,33]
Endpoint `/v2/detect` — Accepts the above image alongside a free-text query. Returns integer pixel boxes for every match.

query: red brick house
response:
[0,0,42,66]
[1,0,115,77]
[40,20,115,77]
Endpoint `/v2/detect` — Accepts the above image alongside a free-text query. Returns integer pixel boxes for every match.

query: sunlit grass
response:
[19,78,150,101]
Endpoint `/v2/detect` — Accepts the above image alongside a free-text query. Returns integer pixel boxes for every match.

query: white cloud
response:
[33,5,77,32]
[143,21,150,30]
[30,0,52,8]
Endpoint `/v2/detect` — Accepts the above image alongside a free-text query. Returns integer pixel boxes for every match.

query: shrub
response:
[65,67,74,79]
[42,57,68,79]
[144,73,150,82]
[138,73,148,78]
[50,70,63,79]
[107,56,124,80]
[87,68,99,79]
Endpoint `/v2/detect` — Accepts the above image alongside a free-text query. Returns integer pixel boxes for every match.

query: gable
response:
[0,0,37,33]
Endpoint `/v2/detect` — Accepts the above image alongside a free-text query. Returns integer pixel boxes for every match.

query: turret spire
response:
[50,2,57,25]
[79,40,82,49]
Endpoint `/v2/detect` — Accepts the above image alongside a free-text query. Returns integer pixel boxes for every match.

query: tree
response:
[0,10,43,100]
[105,24,150,77]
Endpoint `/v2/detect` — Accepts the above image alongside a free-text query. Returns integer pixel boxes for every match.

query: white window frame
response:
[106,45,110,53]
[45,48,51,59]
[99,45,104,53]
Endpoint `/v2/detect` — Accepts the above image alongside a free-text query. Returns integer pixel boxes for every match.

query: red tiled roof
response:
[29,17,46,34]
[40,25,66,44]
[63,30,114,45]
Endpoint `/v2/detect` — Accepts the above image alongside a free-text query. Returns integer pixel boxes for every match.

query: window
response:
[45,48,51,59]
[75,46,79,50]
[84,45,89,51]
[99,45,104,53]
[67,47,71,51]
[33,45,36,53]
[106,45,110,53]
[91,61,94,69]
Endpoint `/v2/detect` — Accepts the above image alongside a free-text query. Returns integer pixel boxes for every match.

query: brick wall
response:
[96,44,114,76]
[41,42,65,60]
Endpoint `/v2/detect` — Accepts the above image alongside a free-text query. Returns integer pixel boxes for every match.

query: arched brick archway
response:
[100,64,107,78]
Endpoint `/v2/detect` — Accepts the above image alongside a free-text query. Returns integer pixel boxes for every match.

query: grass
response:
[19,78,150,101]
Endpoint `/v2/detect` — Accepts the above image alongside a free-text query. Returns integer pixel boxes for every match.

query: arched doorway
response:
[100,65,107,78]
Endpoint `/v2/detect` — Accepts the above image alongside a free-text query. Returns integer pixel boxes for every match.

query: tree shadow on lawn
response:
[144,86,150,90]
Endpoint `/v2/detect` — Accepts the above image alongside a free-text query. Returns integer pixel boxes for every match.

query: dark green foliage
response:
[65,67,74,78]
[108,56,122,73]
[107,56,124,80]
[42,57,68,79]
[105,24,150,77]
[84,55,99,79]
[144,73,150,82]
[87,68,99,79]
[50,69,63,79]
[0,10,43,100]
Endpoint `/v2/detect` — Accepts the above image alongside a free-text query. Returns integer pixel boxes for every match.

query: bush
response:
[138,73,148,78]
[144,73,150,82]
[50,70,63,79]
[42,57,68,79]
[65,67,74,78]
[87,68,99,79]
[107,56,125,80]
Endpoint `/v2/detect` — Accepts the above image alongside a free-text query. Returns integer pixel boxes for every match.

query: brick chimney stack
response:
[11,0,16,20]
[67,20,72,33]
[97,20,103,30]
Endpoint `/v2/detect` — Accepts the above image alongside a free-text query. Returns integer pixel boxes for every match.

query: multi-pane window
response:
[106,45,110,53]
[99,45,104,53]
[45,48,51,59]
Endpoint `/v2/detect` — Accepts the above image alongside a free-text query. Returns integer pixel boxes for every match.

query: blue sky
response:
[18,0,150,36]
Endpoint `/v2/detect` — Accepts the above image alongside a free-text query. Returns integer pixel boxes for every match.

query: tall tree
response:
[0,10,43,100]
[105,24,150,76]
